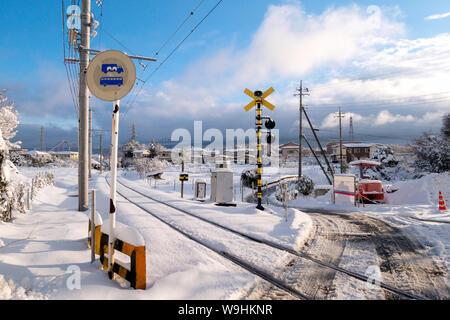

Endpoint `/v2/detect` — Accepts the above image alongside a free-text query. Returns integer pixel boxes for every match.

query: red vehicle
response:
[349,160,385,203]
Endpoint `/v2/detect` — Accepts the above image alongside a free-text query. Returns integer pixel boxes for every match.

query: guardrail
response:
[98,222,146,290]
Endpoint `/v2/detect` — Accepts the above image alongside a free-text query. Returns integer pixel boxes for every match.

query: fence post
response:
[283,183,288,222]
[27,188,31,210]
[31,178,34,200]
[91,189,96,263]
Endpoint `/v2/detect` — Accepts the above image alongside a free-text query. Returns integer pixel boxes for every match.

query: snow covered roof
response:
[23,150,51,156]
[281,146,299,149]
[349,160,381,167]
[343,143,375,148]
[50,151,78,155]
[133,149,149,153]
[359,179,382,184]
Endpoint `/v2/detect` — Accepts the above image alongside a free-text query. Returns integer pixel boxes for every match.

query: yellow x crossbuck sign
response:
[244,87,275,112]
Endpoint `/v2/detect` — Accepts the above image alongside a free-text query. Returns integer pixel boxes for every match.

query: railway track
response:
[107,175,425,300]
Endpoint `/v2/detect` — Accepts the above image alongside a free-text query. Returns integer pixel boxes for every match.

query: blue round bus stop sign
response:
[86,50,136,101]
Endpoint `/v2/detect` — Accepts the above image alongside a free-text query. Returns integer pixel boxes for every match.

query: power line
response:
[120,0,208,118]
[307,92,450,110]
[154,0,207,57]
[122,0,225,120]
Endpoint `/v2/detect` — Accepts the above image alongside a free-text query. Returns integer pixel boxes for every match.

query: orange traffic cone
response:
[438,191,447,211]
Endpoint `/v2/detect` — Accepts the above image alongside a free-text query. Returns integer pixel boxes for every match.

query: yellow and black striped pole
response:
[244,88,275,211]
[255,90,264,211]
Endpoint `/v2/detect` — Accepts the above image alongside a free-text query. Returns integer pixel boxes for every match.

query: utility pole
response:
[335,108,346,173]
[294,81,309,179]
[40,126,45,152]
[99,134,103,173]
[78,0,91,211]
[89,109,93,178]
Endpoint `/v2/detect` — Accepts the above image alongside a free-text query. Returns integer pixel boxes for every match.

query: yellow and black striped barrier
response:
[98,232,146,290]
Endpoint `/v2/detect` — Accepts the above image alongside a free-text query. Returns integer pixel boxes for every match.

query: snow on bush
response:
[275,182,298,202]
[0,90,21,151]
[296,175,315,196]
[133,158,166,179]
[0,128,14,221]
[411,132,450,175]
[241,168,258,188]
[0,275,45,300]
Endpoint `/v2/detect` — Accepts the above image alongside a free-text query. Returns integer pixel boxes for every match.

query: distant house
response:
[280,142,299,161]
[50,151,79,160]
[326,141,362,154]
[225,147,256,164]
[133,149,150,158]
[22,150,52,159]
[203,149,222,164]
[157,149,172,162]
[329,143,382,164]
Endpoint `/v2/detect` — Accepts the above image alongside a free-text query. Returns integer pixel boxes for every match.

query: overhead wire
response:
[121,0,225,120]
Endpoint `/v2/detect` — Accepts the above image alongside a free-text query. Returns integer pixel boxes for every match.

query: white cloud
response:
[320,110,446,129]
[103,3,450,142]
[425,12,450,20]
[135,3,406,114]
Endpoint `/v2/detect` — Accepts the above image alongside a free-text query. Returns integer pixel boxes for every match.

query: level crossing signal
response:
[243,87,276,211]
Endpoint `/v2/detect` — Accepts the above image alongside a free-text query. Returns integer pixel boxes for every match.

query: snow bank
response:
[101,220,145,247]
[0,275,45,300]
[385,176,430,205]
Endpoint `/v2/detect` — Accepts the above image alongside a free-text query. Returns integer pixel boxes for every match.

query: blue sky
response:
[1,0,450,149]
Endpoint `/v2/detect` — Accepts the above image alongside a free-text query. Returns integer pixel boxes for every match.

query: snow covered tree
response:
[0,90,21,151]
[0,128,13,221]
[441,113,450,139]
[296,175,314,196]
[412,133,450,174]
[241,168,258,188]
[121,139,146,168]
[133,158,166,179]
[148,139,166,159]
[364,146,403,181]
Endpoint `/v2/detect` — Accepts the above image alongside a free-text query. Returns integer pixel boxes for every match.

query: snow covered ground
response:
[0,166,313,299]
[0,163,448,300]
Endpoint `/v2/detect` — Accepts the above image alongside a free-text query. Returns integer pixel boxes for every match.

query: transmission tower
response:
[131,122,136,141]
[349,116,354,142]
[40,126,45,151]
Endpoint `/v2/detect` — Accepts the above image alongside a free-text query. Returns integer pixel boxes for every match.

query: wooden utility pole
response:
[294,81,309,179]
[335,108,347,173]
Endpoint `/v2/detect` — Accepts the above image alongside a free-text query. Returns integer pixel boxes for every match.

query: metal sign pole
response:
[244,87,275,211]
[256,101,264,210]
[108,100,120,280]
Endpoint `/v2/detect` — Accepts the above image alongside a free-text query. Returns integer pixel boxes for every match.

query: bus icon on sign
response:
[102,64,124,74]
[100,77,124,87]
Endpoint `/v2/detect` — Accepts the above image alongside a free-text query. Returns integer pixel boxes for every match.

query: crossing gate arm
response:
[100,220,146,290]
